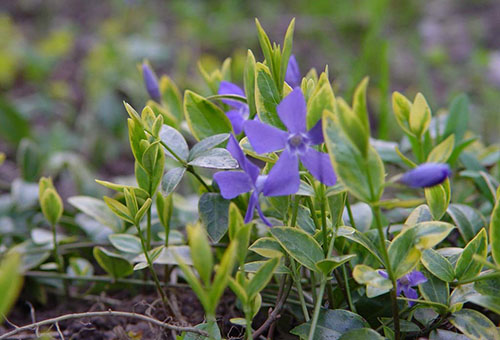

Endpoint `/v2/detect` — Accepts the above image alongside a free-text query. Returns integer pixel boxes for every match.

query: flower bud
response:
[401,163,451,188]
[142,62,161,102]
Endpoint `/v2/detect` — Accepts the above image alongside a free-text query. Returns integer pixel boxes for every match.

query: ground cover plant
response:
[1,16,500,340]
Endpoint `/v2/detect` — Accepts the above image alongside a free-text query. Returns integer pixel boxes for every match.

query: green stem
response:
[51,223,67,295]
[146,208,152,250]
[307,278,327,340]
[341,264,356,312]
[245,310,253,340]
[291,260,310,321]
[135,224,172,314]
[373,206,400,340]
[345,199,357,229]
[187,166,212,192]
[290,195,300,227]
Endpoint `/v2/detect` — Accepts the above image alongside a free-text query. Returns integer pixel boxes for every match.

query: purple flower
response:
[285,55,301,88]
[243,88,336,193]
[142,62,161,102]
[213,135,299,226]
[401,163,451,188]
[218,81,249,134]
[379,270,427,306]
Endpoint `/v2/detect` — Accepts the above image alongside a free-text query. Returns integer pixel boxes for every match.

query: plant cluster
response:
[1,18,500,340]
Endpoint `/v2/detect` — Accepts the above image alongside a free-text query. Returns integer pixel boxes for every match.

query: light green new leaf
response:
[392,91,412,134]
[352,264,392,298]
[352,77,370,136]
[413,221,454,250]
[255,65,285,129]
[0,253,23,322]
[490,195,500,266]
[184,90,232,141]
[247,257,279,300]
[455,228,487,281]
[159,74,183,122]
[249,237,285,258]
[208,241,238,316]
[323,110,385,202]
[409,93,431,138]
[40,188,63,226]
[425,181,450,220]
[187,224,213,286]
[427,134,455,163]
[306,72,335,129]
[271,226,324,272]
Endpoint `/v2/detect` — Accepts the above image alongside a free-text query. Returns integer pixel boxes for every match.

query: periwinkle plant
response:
[10,17,497,340]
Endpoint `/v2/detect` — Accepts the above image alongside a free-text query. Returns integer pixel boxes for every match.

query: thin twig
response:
[0,309,208,339]
[252,276,292,339]
[55,322,65,340]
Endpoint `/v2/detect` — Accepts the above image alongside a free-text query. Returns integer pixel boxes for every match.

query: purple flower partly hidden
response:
[401,163,451,188]
[379,270,427,306]
[213,135,298,226]
[142,62,161,102]
[243,88,336,194]
[285,55,301,88]
[218,81,250,134]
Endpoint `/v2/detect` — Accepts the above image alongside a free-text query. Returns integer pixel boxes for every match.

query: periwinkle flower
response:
[379,270,427,306]
[213,135,298,226]
[401,163,451,188]
[218,81,250,134]
[142,62,161,102]
[243,88,336,194]
[285,55,301,88]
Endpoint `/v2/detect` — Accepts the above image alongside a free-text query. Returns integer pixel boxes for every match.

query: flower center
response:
[287,133,309,153]
[255,175,268,193]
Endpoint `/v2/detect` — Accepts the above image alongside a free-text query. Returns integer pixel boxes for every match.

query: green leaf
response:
[306,72,335,129]
[443,94,469,144]
[352,77,370,136]
[290,309,370,340]
[182,322,222,340]
[17,139,41,181]
[449,309,500,340]
[316,255,356,275]
[455,228,487,281]
[187,224,213,286]
[419,268,449,308]
[430,329,470,340]
[413,221,454,250]
[388,227,422,278]
[156,192,173,230]
[188,134,229,161]
[427,134,455,163]
[93,246,133,279]
[247,257,279,299]
[336,98,369,157]
[353,264,392,298]
[421,248,455,282]
[0,253,23,322]
[270,226,324,272]
[0,95,30,145]
[392,91,412,134]
[425,180,450,220]
[174,251,210,313]
[135,198,152,224]
[339,227,384,265]
[468,294,500,315]
[338,328,385,340]
[249,237,285,258]
[159,124,189,161]
[103,196,134,224]
[228,203,244,241]
[159,74,183,122]
[184,90,232,141]
[68,196,122,232]
[242,261,290,275]
[161,167,186,196]
[447,204,486,243]
[409,93,431,138]
[108,234,142,254]
[244,50,257,117]
[323,110,385,202]
[474,275,500,296]
[40,188,63,226]
[198,193,230,243]
[279,18,295,89]
[490,195,500,266]
[255,65,285,129]
[208,241,237,315]
[405,205,432,227]
[188,148,238,169]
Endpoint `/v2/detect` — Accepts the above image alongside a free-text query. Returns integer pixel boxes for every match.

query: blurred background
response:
[1,0,499,199]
